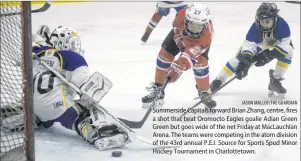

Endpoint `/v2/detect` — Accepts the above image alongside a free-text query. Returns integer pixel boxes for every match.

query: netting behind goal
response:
[0,2,34,161]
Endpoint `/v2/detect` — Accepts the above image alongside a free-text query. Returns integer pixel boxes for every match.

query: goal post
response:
[0,1,35,161]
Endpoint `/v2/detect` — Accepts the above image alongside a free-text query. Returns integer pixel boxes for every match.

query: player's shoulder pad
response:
[274,17,290,39]
[58,50,88,71]
[245,23,262,43]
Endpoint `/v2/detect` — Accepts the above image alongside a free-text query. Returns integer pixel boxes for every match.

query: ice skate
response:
[141,32,150,44]
[268,69,286,99]
[142,82,165,109]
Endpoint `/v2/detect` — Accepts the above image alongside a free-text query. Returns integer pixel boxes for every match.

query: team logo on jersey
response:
[53,101,63,108]
[189,45,202,56]
[42,59,55,67]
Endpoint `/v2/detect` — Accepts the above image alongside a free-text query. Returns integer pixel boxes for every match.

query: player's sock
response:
[141,13,163,42]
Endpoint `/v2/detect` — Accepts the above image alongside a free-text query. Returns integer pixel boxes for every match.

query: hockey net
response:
[0,2,35,161]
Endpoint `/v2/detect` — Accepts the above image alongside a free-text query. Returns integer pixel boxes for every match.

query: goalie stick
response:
[1,1,52,17]
[33,55,178,149]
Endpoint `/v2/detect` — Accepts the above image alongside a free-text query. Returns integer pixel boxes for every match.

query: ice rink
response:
[31,2,300,161]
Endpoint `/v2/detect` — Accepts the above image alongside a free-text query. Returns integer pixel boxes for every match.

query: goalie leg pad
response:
[94,132,130,151]
[73,108,130,150]
[79,72,113,106]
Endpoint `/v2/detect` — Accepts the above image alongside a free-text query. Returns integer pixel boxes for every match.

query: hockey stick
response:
[1,1,52,17]
[33,55,178,148]
[285,1,301,4]
[118,78,169,129]
[180,76,236,118]
[180,60,259,118]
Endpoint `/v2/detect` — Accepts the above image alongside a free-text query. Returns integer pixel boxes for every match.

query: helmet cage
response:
[49,26,85,56]
[184,17,208,39]
[255,2,279,32]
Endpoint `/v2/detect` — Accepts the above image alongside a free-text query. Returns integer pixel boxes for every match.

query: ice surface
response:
[31,2,300,161]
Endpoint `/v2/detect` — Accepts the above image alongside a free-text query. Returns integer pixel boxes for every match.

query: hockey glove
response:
[174,33,185,52]
[167,63,185,83]
[37,25,51,40]
[236,54,252,80]
[167,54,193,83]
[32,34,50,47]
[254,49,274,67]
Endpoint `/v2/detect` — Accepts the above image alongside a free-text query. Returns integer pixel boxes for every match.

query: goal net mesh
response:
[1,2,34,161]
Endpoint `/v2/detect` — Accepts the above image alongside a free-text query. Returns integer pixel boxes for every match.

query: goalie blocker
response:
[77,72,113,107]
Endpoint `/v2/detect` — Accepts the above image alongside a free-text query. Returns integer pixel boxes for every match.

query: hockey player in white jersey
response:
[210,2,294,99]
[32,25,131,150]
[141,1,188,43]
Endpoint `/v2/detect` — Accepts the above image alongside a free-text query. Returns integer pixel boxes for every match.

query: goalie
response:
[31,25,131,150]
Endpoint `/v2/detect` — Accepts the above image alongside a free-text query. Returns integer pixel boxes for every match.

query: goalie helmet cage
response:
[0,2,35,161]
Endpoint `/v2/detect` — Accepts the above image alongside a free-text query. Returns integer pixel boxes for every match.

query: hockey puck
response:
[112,151,122,157]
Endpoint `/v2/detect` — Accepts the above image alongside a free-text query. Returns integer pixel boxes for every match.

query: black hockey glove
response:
[236,54,252,80]
[254,49,275,67]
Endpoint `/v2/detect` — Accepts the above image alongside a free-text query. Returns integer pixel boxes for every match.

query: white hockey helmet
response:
[49,26,85,56]
[189,3,210,17]
[184,3,210,39]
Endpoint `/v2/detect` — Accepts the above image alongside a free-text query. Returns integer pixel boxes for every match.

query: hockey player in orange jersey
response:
[142,3,216,109]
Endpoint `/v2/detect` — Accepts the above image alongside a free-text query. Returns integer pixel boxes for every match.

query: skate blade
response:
[268,91,285,99]
[142,100,164,109]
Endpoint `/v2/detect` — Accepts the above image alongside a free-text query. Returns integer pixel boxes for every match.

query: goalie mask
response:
[183,4,210,39]
[255,2,279,32]
[49,26,85,57]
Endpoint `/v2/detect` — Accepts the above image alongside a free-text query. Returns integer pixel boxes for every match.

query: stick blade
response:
[118,118,143,129]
